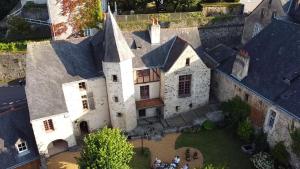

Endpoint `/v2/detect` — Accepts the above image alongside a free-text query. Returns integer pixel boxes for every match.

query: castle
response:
[26,10,211,157]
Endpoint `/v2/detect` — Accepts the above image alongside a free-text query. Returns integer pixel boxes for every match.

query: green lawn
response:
[130,148,151,169]
[175,129,254,169]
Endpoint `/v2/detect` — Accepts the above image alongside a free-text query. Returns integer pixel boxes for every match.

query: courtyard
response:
[47,128,253,169]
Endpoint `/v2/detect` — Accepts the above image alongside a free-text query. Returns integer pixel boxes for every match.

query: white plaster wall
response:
[31,114,76,156]
[134,81,160,100]
[138,107,157,119]
[102,59,137,131]
[47,0,73,40]
[162,46,211,118]
[62,78,110,136]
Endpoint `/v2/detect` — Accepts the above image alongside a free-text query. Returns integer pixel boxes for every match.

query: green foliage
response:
[202,164,227,169]
[7,16,31,35]
[289,123,300,158]
[0,41,27,53]
[221,96,251,127]
[270,141,290,167]
[250,152,274,169]
[203,120,216,130]
[130,148,151,169]
[77,127,134,169]
[237,118,254,143]
[254,131,269,153]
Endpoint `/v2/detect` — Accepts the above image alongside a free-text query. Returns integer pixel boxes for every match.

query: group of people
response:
[152,156,189,169]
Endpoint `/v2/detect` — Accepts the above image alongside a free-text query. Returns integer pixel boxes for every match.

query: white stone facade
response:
[161,46,211,118]
[102,59,137,131]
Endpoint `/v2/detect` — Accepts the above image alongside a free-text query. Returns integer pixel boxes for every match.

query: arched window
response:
[268,111,276,128]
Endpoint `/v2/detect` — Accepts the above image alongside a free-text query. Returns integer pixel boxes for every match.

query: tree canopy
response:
[77,127,134,169]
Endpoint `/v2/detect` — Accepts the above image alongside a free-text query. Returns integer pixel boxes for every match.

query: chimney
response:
[231,50,250,81]
[149,18,160,44]
[288,0,300,23]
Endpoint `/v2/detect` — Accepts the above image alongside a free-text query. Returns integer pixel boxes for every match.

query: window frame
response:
[140,85,150,99]
[79,82,86,90]
[82,100,89,110]
[186,58,190,66]
[178,75,192,98]
[16,140,28,154]
[138,109,146,118]
[112,75,118,82]
[268,111,276,129]
[43,119,54,132]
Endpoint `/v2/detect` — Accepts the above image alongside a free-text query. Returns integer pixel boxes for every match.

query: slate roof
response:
[0,106,39,168]
[26,38,100,120]
[208,17,300,118]
[103,9,135,62]
[27,12,209,120]
[122,27,202,69]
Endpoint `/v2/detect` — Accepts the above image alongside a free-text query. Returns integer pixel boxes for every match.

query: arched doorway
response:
[80,121,89,135]
[47,139,68,156]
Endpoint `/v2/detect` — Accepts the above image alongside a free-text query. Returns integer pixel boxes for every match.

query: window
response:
[245,93,250,102]
[114,96,119,102]
[16,140,28,153]
[135,68,160,84]
[81,95,87,99]
[43,119,54,131]
[268,111,276,129]
[139,109,146,117]
[79,82,86,90]
[117,112,122,117]
[112,75,118,82]
[176,106,180,111]
[189,103,193,108]
[186,58,190,66]
[82,100,89,109]
[178,75,192,97]
[140,85,150,99]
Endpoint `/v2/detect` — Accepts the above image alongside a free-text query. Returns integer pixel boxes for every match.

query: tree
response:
[58,0,103,34]
[77,127,134,169]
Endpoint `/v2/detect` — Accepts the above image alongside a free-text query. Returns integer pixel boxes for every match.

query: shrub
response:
[221,96,251,127]
[0,41,27,53]
[271,141,290,167]
[254,131,270,153]
[237,118,254,143]
[203,120,216,130]
[289,123,300,157]
[250,152,274,169]
[202,164,227,169]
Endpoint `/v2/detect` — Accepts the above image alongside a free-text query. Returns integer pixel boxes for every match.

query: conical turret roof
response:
[103,8,135,62]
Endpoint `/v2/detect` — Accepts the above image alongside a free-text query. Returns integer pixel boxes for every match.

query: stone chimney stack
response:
[231,50,250,81]
[288,0,300,23]
[149,18,160,44]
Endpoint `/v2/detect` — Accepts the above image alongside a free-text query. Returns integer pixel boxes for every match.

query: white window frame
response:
[15,140,28,154]
[264,109,278,132]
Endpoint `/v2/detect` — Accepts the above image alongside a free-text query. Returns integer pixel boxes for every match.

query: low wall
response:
[0,53,26,84]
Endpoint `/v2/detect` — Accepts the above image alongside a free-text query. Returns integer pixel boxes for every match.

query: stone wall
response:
[162,45,211,118]
[62,77,111,136]
[102,59,137,131]
[212,69,300,167]
[31,113,76,156]
[0,53,26,84]
[202,4,244,16]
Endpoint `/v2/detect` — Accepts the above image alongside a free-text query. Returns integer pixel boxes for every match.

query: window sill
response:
[178,94,191,98]
[18,150,30,156]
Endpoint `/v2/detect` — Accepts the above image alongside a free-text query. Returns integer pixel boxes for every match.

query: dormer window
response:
[15,140,28,154]
[79,82,86,90]
[267,111,277,129]
[186,58,190,66]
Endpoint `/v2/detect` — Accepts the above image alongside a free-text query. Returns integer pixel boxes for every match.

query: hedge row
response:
[0,41,27,53]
